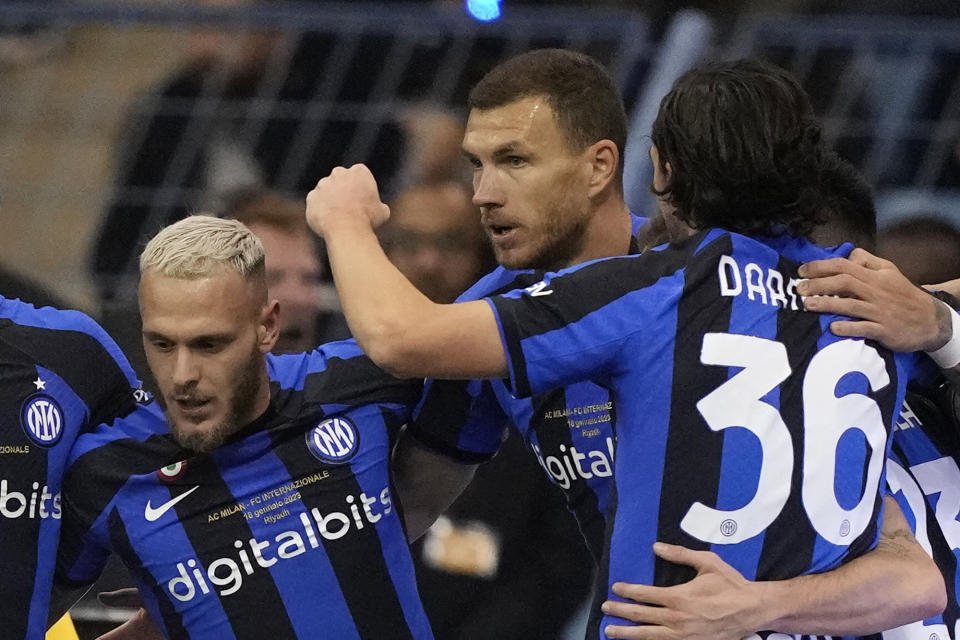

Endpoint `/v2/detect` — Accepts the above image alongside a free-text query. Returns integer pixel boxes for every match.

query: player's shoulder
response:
[456,266,548,302]
[0,296,139,387]
[713,229,853,266]
[69,401,172,469]
[269,339,422,412]
[3,296,110,344]
[546,232,701,286]
[267,339,368,390]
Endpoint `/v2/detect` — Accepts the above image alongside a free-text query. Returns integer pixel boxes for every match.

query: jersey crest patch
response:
[157,461,187,482]
[20,394,64,447]
[306,417,359,464]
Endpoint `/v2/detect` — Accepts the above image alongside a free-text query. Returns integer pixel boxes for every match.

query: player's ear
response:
[586,139,619,197]
[258,300,280,354]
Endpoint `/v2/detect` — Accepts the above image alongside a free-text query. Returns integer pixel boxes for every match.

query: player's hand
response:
[97,588,142,608]
[305,164,390,238]
[93,607,164,640]
[796,248,950,352]
[601,542,759,640]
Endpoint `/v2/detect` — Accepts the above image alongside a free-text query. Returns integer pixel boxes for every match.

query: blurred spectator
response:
[382,180,593,640]
[381,181,492,304]
[90,0,406,304]
[878,215,960,285]
[396,106,471,188]
[225,188,350,352]
[0,9,66,67]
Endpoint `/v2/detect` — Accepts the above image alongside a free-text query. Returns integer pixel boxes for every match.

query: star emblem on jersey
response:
[33,377,46,391]
[306,417,359,464]
[20,394,64,447]
[145,485,199,522]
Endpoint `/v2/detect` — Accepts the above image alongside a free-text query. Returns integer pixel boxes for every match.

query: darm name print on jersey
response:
[168,486,395,602]
[718,254,804,310]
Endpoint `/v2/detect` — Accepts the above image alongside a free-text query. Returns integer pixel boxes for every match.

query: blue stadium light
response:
[466,0,502,22]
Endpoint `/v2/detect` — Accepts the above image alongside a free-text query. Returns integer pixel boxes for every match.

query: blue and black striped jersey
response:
[57,340,433,640]
[885,385,960,639]
[485,230,913,639]
[410,213,646,562]
[0,295,141,639]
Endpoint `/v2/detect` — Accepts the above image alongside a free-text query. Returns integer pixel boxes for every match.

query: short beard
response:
[518,202,590,271]
[167,347,263,454]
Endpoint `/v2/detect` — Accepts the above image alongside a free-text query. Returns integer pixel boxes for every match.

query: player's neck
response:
[560,198,633,269]
[240,368,274,432]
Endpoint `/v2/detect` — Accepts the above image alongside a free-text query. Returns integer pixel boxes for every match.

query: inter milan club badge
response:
[306,417,359,464]
[157,461,187,482]
[20,393,64,448]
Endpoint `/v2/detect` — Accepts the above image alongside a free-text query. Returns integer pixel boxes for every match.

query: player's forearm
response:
[758,502,945,635]
[308,166,508,378]
[928,296,960,387]
[321,215,441,377]
[322,217,507,379]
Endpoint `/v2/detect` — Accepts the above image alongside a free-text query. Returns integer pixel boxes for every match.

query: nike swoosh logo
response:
[145,485,200,522]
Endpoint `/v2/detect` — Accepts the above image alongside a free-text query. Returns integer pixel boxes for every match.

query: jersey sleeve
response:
[403,267,545,462]
[486,250,685,398]
[78,314,144,429]
[55,436,116,587]
[408,379,509,463]
[269,339,423,420]
[5,302,144,431]
[57,405,175,587]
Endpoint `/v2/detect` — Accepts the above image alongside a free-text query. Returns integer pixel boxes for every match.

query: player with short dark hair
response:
[54,216,433,639]
[306,59,939,638]
[398,49,639,562]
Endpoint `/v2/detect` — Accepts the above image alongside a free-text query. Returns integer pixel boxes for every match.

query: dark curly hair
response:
[814,153,877,251]
[650,59,825,238]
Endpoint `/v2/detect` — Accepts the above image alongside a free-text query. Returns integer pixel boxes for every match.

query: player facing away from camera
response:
[593,157,960,640]
[306,60,930,638]
[53,216,433,639]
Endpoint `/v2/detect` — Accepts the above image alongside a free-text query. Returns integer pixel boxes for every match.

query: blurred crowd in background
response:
[1,0,958,637]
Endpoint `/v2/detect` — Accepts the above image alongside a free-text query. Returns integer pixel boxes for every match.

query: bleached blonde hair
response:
[140,214,265,280]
